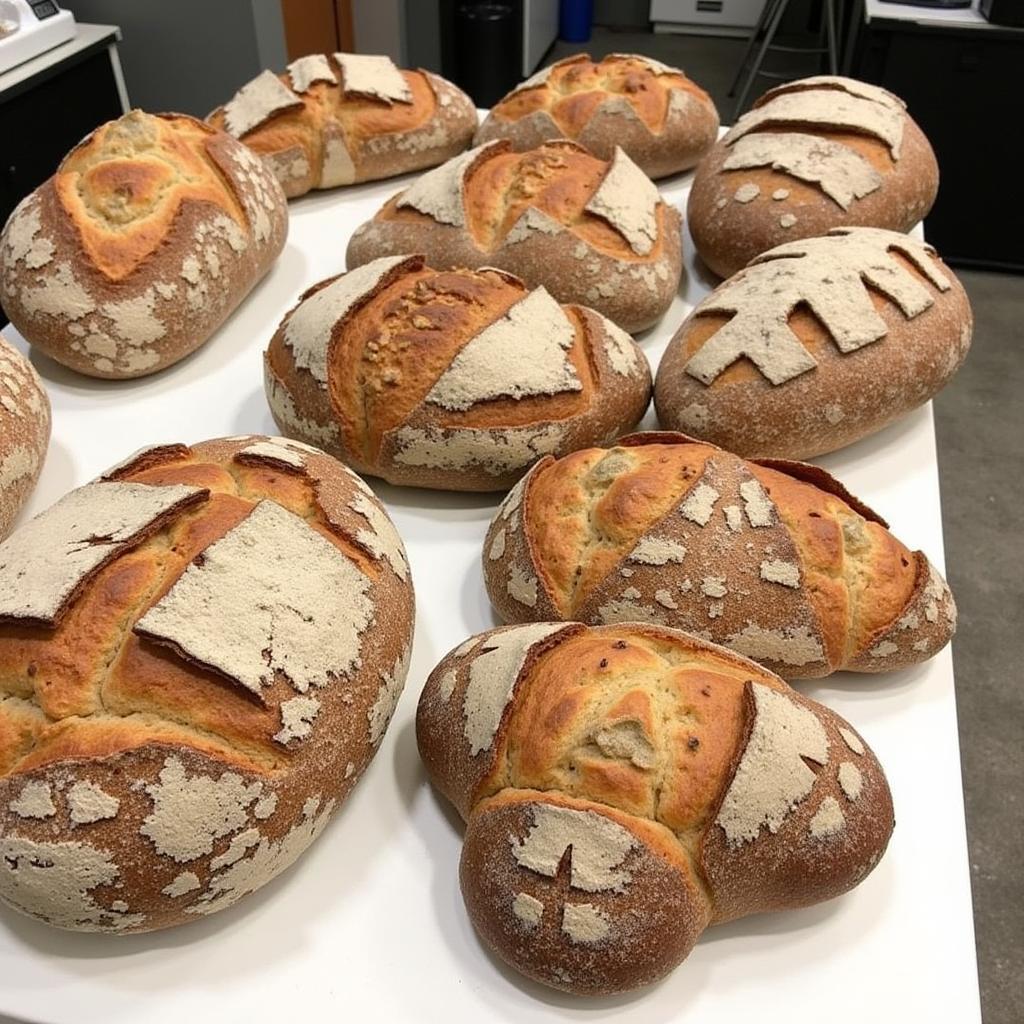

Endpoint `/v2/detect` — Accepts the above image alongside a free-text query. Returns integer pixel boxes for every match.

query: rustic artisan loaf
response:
[265,254,651,491]
[475,53,719,179]
[0,435,414,932]
[346,139,683,332]
[417,621,894,994]
[655,228,972,458]
[207,53,477,197]
[483,432,956,679]
[0,335,50,538]
[0,110,287,379]
[687,76,939,278]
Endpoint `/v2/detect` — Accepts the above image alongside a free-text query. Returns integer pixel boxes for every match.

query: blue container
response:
[559,0,593,43]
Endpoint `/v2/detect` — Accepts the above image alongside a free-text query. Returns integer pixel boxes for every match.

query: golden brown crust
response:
[0,336,50,538]
[0,112,287,379]
[687,77,939,278]
[345,140,683,332]
[264,258,652,491]
[207,57,477,197]
[0,436,414,932]
[655,229,973,458]
[476,53,719,179]
[481,433,955,678]
[416,622,893,993]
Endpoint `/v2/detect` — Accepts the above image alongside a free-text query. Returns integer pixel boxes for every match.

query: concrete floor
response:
[549,27,1023,1024]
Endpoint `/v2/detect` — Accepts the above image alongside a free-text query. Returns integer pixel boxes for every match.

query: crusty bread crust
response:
[416,621,894,993]
[264,257,652,491]
[207,56,477,197]
[475,53,719,179]
[346,140,683,333]
[687,76,939,278]
[0,335,50,538]
[0,111,287,379]
[0,436,414,932]
[654,228,973,458]
[481,431,956,678]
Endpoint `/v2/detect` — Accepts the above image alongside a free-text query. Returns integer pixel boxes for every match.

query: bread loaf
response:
[346,139,683,332]
[0,335,49,538]
[0,435,414,932]
[0,110,287,379]
[482,432,956,678]
[265,255,651,491]
[687,76,938,278]
[475,53,719,179]
[416,621,894,994]
[655,228,972,458]
[207,53,477,197]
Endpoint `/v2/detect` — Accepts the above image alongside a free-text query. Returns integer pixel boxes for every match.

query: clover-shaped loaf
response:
[417,622,894,994]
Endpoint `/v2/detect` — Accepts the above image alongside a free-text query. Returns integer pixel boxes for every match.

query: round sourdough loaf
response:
[0,436,414,932]
[0,335,50,538]
[264,255,651,491]
[207,53,477,198]
[687,76,938,278]
[0,110,287,379]
[654,228,972,458]
[475,53,719,179]
[482,432,956,679]
[416,621,894,994]
[345,139,683,332]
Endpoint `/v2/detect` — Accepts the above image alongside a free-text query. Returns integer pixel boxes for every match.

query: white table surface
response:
[0,155,981,1023]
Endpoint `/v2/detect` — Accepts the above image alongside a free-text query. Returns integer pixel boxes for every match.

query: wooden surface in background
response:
[280,0,353,59]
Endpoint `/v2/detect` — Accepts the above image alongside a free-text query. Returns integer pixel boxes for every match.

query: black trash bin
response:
[454,3,520,108]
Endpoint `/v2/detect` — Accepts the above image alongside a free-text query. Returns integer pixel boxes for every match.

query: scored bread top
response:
[0,436,413,931]
[475,53,719,178]
[654,227,973,458]
[687,76,938,278]
[380,140,670,262]
[0,110,287,378]
[483,432,956,678]
[207,53,476,195]
[264,256,651,490]
[417,623,894,951]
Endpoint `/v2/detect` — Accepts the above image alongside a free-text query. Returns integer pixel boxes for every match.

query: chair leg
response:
[728,0,783,98]
[733,0,790,121]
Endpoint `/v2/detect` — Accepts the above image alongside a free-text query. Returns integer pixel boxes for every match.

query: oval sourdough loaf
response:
[687,76,939,278]
[0,435,414,932]
[655,228,972,458]
[474,53,719,179]
[265,255,651,491]
[0,335,50,538]
[0,110,287,379]
[482,432,956,679]
[207,53,477,197]
[345,139,683,332]
[417,621,894,994]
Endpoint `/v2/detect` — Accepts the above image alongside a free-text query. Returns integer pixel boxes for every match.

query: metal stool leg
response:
[733,0,790,121]
[728,0,784,98]
[824,0,839,73]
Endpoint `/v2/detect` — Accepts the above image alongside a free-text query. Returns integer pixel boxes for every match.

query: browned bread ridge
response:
[687,76,939,278]
[345,139,683,332]
[475,53,719,179]
[654,228,972,458]
[264,255,652,491]
[0,436,414,932]
[207,53,477,197]
[416,621,894,994]
[0,335,50,537]
[482,432,955,678]
[0,110,287,379]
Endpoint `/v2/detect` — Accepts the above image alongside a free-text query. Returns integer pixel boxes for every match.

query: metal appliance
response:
[0,0,75,75]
